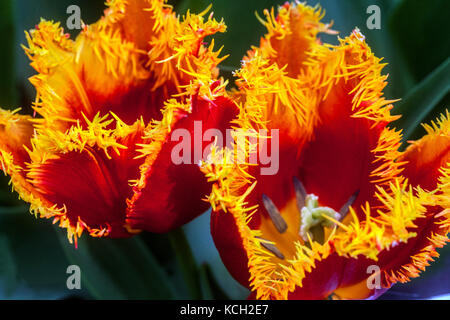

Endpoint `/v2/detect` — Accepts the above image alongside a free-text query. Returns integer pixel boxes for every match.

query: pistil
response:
[298,194,341,243]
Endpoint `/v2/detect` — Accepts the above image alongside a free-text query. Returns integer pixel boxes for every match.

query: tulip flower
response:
[202,2,449,300]
[0,0,238,245]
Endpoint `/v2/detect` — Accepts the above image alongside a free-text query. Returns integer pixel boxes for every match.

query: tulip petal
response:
[373,113,450,287]
[211,207,252,288]
[401,111,450,190]
[235,2,333,145]
[287,253,345,300]
[126,84,238,233]
[0,108,34,168]
[26,115,146,244]
[256,2,334,77]
[296,30,401,215]
[105,0,166,50]
[0,108,46,212]
[25,19,160,131]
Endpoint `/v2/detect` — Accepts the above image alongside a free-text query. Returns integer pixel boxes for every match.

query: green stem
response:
[168,228,202,299]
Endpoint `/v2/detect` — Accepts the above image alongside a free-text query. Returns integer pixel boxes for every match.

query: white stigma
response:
[299,194,341,242]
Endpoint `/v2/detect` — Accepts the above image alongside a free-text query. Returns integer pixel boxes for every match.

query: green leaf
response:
[0,235,18,296]
[388,0,450,82]
[57,231,176,299]
[199,264,213,300]
[392,56,450,142]
[175,0,210,15]
[0,210,76,299]
[0,0,17,106]
[169,228,202,299]
[200,263,230,300]
[0,205,30,215]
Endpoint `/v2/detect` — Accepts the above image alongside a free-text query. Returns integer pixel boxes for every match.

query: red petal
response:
[28,125,145,237]
[287,253,345,299]
[297,90,386,215]
[211,209,251,288]
[126,95,238,233]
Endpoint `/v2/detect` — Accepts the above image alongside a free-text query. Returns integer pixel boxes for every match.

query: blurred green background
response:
[0,0,449,300]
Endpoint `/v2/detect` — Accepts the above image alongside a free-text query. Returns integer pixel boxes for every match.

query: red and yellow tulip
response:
[202,2,449,299]
[0,0,448,300]
[0,0,237,246]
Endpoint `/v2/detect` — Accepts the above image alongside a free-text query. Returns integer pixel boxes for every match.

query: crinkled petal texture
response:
[0,0,236,244]
[203,2,449,300]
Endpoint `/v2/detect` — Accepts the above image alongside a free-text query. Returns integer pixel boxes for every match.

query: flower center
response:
[299,194,341,243]
[258,177,359,259]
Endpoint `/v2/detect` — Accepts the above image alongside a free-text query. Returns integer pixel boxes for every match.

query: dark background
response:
[0,0,448,300]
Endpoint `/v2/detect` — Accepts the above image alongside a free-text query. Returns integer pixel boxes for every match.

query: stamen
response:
[257,237,285,260]
[338,190,360,221]
[262,194,288,234]
[293,177,307,211]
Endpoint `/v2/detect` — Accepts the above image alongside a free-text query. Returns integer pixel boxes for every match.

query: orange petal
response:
[0,108,34,168]
[25,19,165,132]
[256,2,334,77]
[235,2,333,145]
[105,0,228,90]
[401,111,450,190]
[104,0,166,50]
[0,108,44,210]
[334,277,388,300]
[25,2,226,132]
